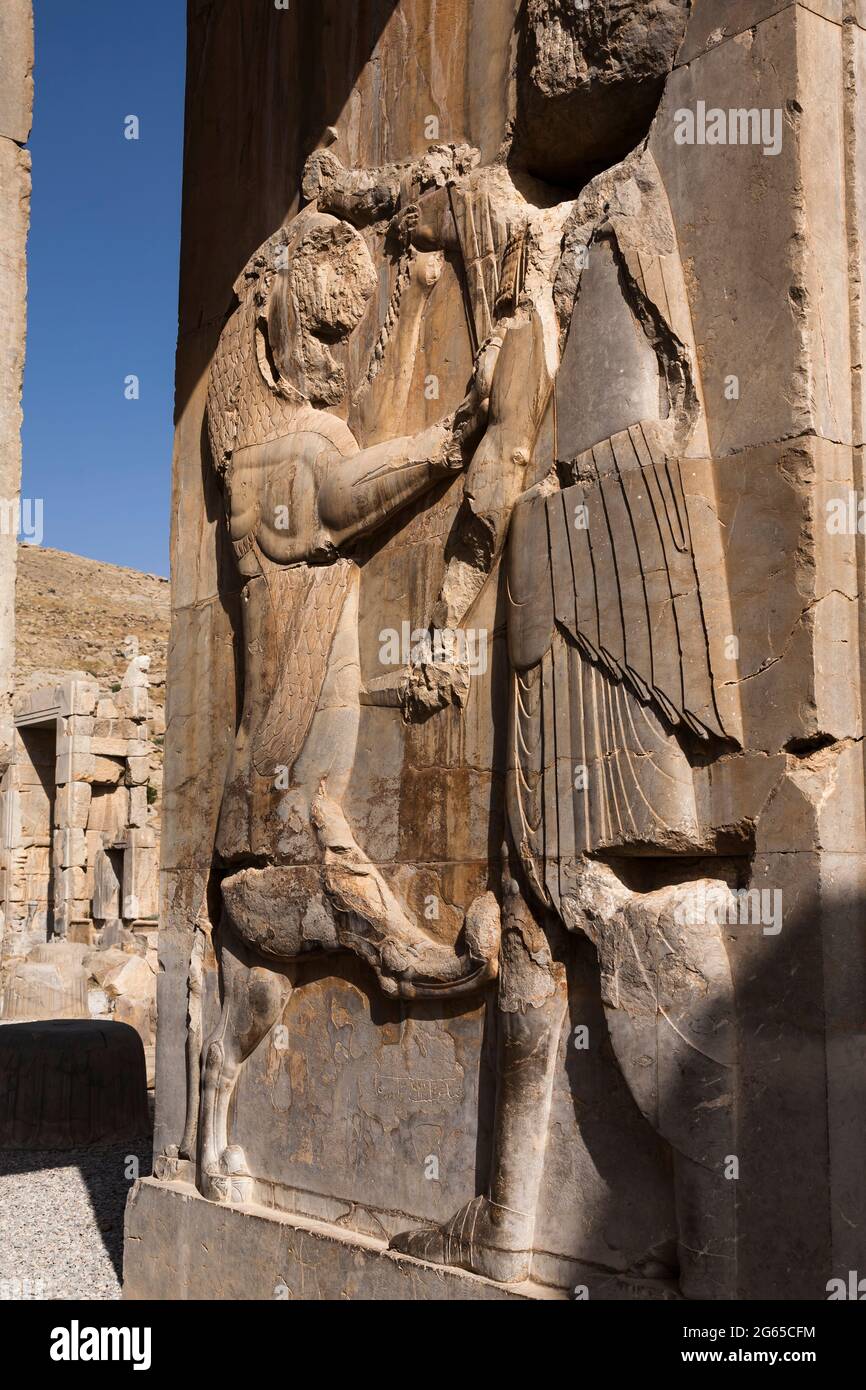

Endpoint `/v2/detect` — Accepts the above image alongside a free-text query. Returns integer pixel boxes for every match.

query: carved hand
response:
[449,336,503,457]
[391,201,420,250]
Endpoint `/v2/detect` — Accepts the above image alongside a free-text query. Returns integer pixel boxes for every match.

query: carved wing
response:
[506,424,741,913]
[549,420,731,741]
[505,149,745,914]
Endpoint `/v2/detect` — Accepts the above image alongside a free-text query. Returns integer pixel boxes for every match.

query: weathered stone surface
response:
[102,953,153,1003]
[133,0,866,1303]
[515,0,691,180]
[678,0,866,67]
[0,136,30,770]
[0,0,33,144]
[0,0,30,781]
[1,957,88,1021]
[123,1178,573,1301]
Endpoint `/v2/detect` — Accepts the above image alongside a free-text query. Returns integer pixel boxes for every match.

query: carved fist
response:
[450,335,503,452]
[406,248,445,292]
[391,201,420,250]
[399,655,471,723]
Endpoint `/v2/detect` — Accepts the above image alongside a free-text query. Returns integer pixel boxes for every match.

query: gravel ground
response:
[0,1132,152,1301]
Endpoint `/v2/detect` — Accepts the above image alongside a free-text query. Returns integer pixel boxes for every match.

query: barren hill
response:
[14,545,170,704]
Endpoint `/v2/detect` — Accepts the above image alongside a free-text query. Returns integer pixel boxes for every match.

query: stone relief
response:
[167,29,737,1292]
[135,0,865,1302]
[173,145,516,1202]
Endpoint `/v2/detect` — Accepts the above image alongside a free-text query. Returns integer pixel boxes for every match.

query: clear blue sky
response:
[21,0,186,577]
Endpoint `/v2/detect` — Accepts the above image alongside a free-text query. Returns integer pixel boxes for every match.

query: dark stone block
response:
[0,1020,149,1149]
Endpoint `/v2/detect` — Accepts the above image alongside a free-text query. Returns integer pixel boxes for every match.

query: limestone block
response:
[116,685,148,718]
[113,993,156,1049]
[677,0,862,67]
[66,921,100,947]
[128,784,148,828]
[87,781,128,838]
[101,717,142,739]
[56,751,95,786]
[98,922,146,956]
[87,986,109,1017]
[5,874,25,903]
[63,715,94,737]
[123,1181,557,1302]
[15,758,51,787]
[102,953,154,1003]
[90,736,130,758]
[123,844,159,920]
[18,782,50,837]
[52,902,70,936]
[126,757,150,786]
[92,848,122,921]
[1,959,89,1021]
[57,680,99,718]
[15,685,59,722]
[55,733,91,760]
[84,827,104,864]
[127,826,156,850]
[0,131,30,764]
[56,828,86,869]
[30,941,90,968]
[55,780,92,830]
[86,948,131,989]
[85,755,125,786]
[0,0,33,144]
[653,6,853,454]
[58,866,89,903]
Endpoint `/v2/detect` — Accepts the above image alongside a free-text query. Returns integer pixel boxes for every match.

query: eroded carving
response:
[172,147,519,1201]
[145,0,855,1304]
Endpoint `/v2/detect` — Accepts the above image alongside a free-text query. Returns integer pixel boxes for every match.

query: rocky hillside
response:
[14,545,170,707]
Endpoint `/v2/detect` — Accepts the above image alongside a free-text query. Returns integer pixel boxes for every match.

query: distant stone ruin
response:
[0,638,161,1082]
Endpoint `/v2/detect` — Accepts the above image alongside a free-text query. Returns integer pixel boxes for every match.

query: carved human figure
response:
[390,6,744,1299]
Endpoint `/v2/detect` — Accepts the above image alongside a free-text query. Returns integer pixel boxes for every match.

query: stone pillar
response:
[652,1,866,1297]
[0,1,32,768]
[0,2,32,967]
[125,0,866,1301]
